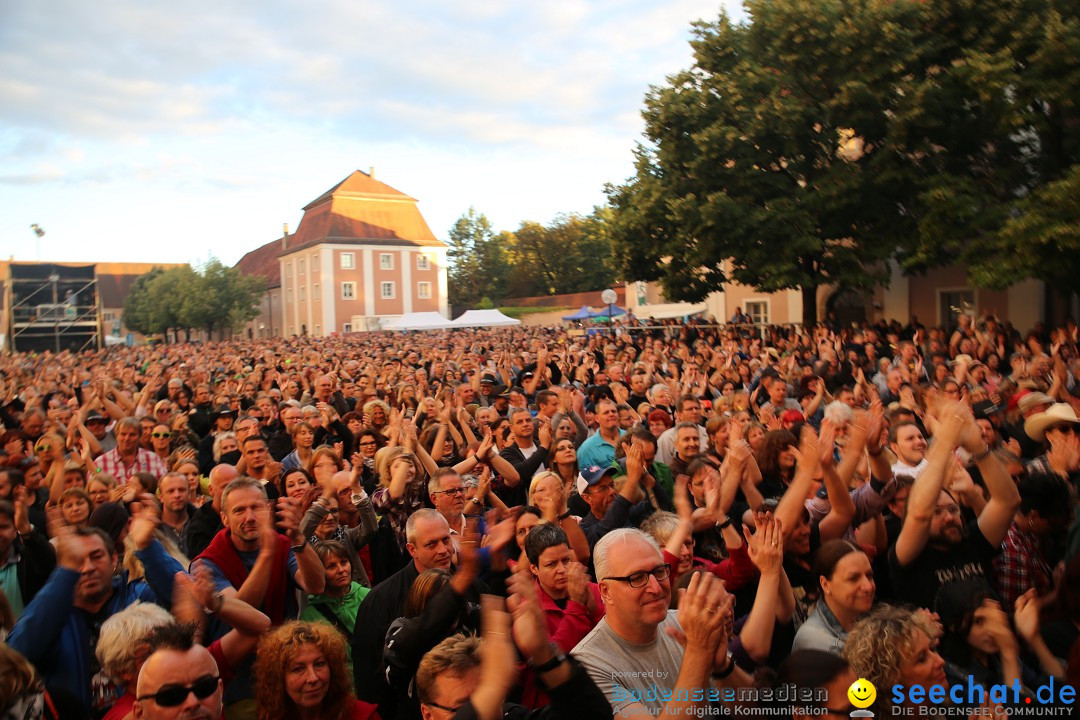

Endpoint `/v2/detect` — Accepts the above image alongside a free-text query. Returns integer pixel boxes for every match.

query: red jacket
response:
[663,540,757,591]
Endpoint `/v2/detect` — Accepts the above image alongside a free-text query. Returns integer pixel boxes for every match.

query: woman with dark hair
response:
[254,621,380,720]
[792,539,875,654]
[299,476,378,587]
[935,578,1064,695]
[755,430,798,499]
[300,540,371,671]
[282,467,315,501]
[549,439,585,516]
[757,649,856,720]
[352,429,384,494]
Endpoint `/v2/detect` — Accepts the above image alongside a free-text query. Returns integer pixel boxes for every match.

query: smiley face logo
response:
[848,678,876,709]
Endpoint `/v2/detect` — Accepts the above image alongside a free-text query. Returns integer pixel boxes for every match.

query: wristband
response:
[557,510,572,521]
[715,517,733,530]
[290,539,308,553]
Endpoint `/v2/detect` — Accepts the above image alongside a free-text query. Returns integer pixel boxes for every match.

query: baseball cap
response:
[576,465,617,495]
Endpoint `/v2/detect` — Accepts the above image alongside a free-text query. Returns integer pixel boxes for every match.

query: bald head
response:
[134,645,221,720]
[207,464,238,510]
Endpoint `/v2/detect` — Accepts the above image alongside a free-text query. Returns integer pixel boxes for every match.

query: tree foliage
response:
[608,0,1080,322]
[447,207,616,304]
[123,258,263,338]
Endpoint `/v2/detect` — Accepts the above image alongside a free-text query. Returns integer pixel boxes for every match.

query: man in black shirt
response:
[889,403,1020,612]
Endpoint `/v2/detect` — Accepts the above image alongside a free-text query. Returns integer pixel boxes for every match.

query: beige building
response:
[627,260,1049,330]
[274,170,448,336]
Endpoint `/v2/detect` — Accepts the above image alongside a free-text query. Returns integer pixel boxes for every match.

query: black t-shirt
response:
[888,520,997,612]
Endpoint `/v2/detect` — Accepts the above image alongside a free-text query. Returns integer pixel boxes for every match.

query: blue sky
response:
[0,0,741,266]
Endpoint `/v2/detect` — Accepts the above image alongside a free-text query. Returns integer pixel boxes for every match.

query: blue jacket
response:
[7,567,159,710]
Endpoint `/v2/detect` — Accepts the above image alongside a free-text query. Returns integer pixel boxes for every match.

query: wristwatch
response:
[715,517,733,530]
[17,523,34,538]
[557,510,572,521]
[712,651,736,679]
[528,643,568,673]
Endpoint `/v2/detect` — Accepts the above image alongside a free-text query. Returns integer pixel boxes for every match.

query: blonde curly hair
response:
[843,604,935,711]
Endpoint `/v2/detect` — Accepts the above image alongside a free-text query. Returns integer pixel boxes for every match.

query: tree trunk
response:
[802,284,818,327]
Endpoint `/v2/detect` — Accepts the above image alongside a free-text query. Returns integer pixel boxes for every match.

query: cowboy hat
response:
[1024,403,1080,442]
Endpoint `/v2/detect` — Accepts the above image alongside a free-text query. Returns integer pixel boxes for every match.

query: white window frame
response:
[299,285,306,303]
[744,299,770,325]
[343,323,352,333]
[298,258,305,274]
[340,252,355,270]
[341,282,356,300]
[417,281,432,299]
[380,253,394,270]
[313,283,319,301]
[311,254,319,272]
[417,255,430,271]
[380,281,396,299]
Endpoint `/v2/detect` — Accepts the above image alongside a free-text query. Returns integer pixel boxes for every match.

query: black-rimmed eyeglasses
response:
[604,564,671,588]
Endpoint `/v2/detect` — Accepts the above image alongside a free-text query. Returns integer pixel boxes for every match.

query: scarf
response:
[195,528,290,624]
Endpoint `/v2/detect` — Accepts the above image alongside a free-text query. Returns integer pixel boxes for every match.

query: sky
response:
[0,0,743,267]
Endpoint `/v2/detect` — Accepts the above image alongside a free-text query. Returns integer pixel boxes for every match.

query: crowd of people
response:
[0,312,1077,720]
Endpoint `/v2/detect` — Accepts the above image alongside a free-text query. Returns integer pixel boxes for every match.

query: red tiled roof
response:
[281,170,444,256]
[234,238,283,288]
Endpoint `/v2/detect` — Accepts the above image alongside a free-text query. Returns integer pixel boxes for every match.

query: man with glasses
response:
[133,624,223,720]
[429,468,468,539]
[268,404,303,461]
[890,403,1020,612]
[572,528,750,717]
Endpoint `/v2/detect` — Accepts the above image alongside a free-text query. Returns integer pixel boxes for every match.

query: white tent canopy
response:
[452,309,522,328]
[381,312,455,331]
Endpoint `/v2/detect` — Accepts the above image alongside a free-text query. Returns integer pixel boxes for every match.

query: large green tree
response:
[609,0,1080,322]
[892,0,1080,296]
[505,209,617,297]
[446,208,510,306]
[122,259,263,339]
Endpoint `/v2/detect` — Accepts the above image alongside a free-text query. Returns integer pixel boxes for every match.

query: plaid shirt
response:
[993,521,1051,609]
[96,447,168,485]
[371,483,425,551]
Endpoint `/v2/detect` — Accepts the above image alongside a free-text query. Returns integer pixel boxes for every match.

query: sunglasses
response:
[34,444,50,453]
[151,432,171,438]
[137,675,219,707]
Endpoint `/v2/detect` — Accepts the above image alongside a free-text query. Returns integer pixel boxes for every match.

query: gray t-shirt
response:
[572,611,687,716]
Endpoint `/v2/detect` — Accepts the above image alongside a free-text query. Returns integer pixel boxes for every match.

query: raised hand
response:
[745,512,784,575]
[129,494,162,550]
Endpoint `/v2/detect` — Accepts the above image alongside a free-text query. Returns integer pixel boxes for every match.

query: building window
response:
[313,283,319,301]
[745,300,769,325]
[299,259,305,274]
[103,311,116,322]
[417,281,432,299]
[341,252,355,270]
[380,253,394,270]
[380,281,395,299]
[272,293,278,302]
[287,288,293,303]
[315,325,321,335]
[342,282,356,299]
[343,323,352,333]
[417,255,430,271]
[300,286,306,303]
[311,254,319,272]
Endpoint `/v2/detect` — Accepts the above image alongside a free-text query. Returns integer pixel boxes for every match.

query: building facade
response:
[275,170,448,336]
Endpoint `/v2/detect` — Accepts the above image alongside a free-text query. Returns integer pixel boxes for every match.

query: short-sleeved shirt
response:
[572,612,687,716]
[197,546,301,623]
[888,521,997,612]
[576,430,623,471]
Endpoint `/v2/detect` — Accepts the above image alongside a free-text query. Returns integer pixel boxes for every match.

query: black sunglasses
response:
[137,675,219,707]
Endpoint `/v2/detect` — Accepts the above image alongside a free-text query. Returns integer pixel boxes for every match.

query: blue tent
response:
[562,306,595,321]
[589,305,627,319]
